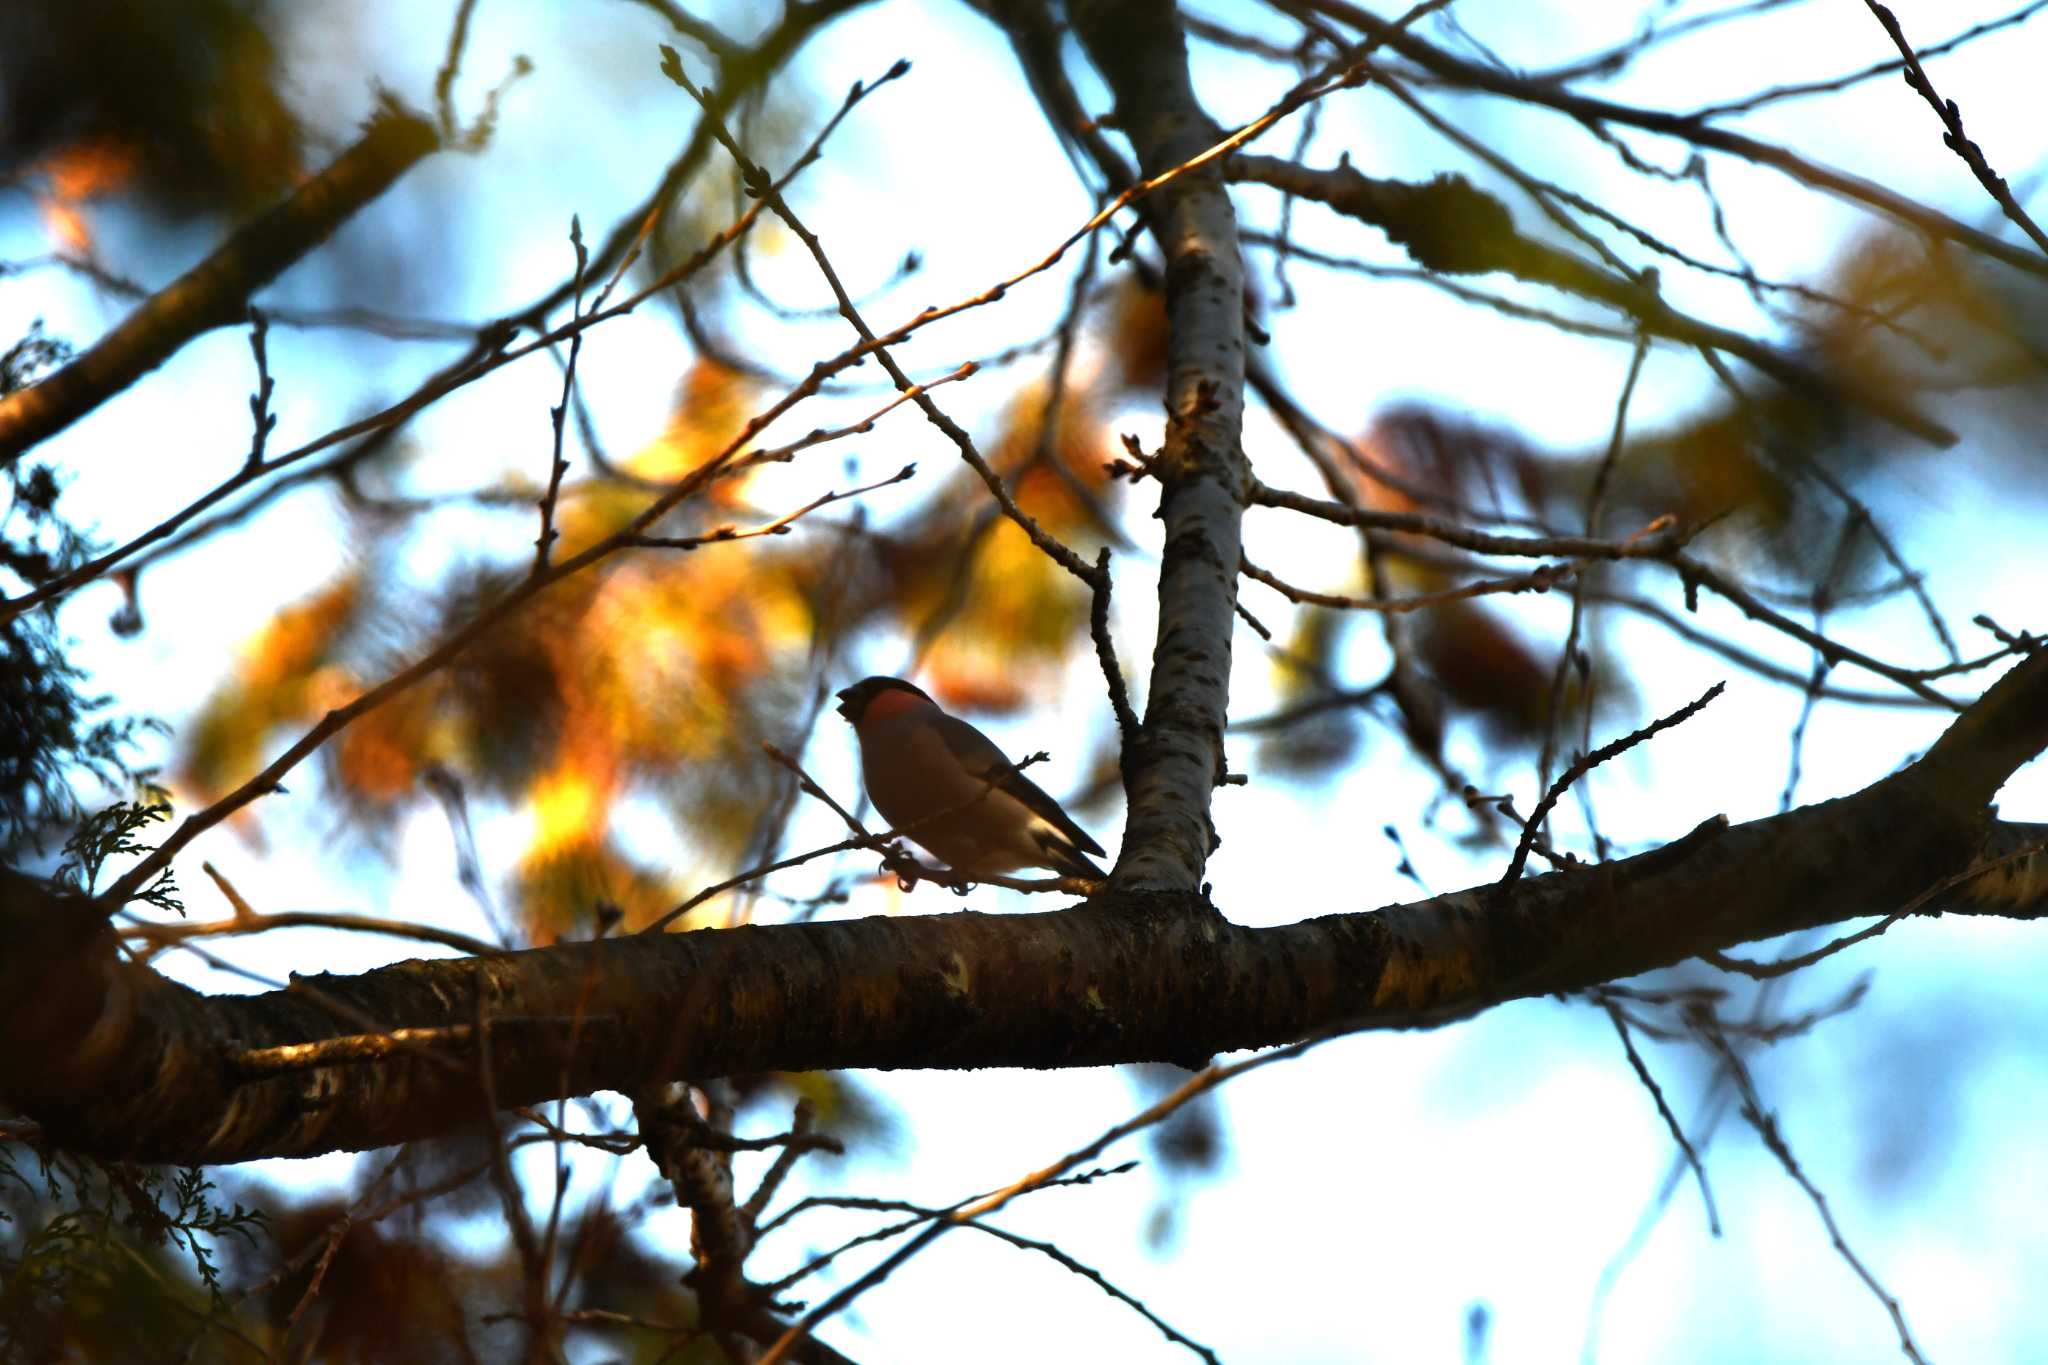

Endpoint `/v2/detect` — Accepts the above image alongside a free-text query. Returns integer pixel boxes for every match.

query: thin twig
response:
[126,906,499,961]
[1693,347,1960,664]
[242,308,277,469]
[742,1100,824,1228]
[1092,546,1142,746]
[1691,1011,1927,1365]
[2,51,901,625]
[626,464,915,551]
[660,51,1106,589]
[433,0,482,137]
[1294,0,2048,283]
[1671,553,1959,707]
[1601,998,1720,1236]
[757,972,1484,1363]
[1251,481,1691,562]
[1689,1,2048,121]
[1861,0,2048,258]
[474,999,553,1351]
[1499,682,1726,888]
[1705,838,2048,978]
[1242,554,1580,613]
[1539,334,1648,826]
[1242,231,1638,342]
[532,217,588,576]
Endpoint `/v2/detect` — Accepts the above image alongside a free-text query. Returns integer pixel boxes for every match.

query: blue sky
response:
[7,0,2048,1359]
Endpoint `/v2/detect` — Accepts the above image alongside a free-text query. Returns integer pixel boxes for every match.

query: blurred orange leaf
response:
[182,577,363,800]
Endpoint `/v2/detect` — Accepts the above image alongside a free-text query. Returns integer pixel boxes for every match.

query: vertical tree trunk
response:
[1073,0,1250,891]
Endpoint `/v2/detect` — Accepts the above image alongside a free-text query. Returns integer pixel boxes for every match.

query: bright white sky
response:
[6,0,2048,1361]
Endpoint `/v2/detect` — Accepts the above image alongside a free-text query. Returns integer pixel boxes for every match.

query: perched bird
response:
[835,676,1107,880]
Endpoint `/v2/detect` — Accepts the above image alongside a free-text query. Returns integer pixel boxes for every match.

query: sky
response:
[6,0,2048,1360]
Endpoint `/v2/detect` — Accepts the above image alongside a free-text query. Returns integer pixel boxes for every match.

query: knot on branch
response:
[1378,174,1519,275]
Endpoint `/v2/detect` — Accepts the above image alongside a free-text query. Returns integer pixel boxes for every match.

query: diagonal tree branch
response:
[0,103,441,465]
[1224,153,1956,446]
[1290,0,2048,285]
[1860,0,2048,259]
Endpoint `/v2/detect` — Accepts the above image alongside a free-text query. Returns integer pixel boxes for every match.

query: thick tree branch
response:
[1072,0,1250,889]
[0,104,441,465]
[4,650,2044,1166]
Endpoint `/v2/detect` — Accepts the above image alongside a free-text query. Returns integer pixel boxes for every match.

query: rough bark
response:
[1073,0,1250,890]
[4,650,2043,1166]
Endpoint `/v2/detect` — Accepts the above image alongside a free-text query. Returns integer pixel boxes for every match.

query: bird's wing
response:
[931,713,1106,857]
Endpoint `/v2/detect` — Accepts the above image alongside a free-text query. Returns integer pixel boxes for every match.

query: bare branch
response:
[1242,554,1581,614]
[127,906,498,962]
[1706,834,2048,979]
[0,24,902,625]
[625,463,917,552]
[1250,480,1690,561]
[1293,0,2048,284]
[9,651,2048,1164]
[1861,0,2048,258]
[1501,682,1726,887]
[1690,2,2048,122]
[0,104,441,465]
[532,217,588,576]
[1600,999,1720,1236]
[1693,1011,1928,1364]
[1225,152,1955,445]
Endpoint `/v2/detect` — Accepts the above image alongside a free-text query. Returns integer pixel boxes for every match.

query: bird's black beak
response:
[834,686,857,722]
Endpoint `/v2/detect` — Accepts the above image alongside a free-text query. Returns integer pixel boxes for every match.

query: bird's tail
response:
[1039,837,1107,881]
